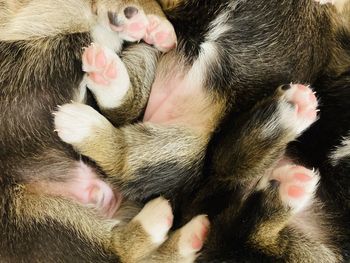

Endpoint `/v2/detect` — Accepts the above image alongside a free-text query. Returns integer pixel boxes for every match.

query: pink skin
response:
[30,161,121,218]
[64,162,122,218]
[290,84,318,121]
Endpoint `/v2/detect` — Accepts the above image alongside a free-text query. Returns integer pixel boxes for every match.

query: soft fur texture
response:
[1,0,350,262]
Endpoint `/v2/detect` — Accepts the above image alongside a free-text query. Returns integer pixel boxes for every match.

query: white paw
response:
[278,84,319,135]
[143,15,177,52]
[178,215,209,261]
[133,197,173,245]
[82,43,130,109]
[270,163,319,213]
[54,103,110,145]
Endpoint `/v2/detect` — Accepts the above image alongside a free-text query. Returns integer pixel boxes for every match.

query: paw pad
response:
[279,84,319,134]
[82,44,118,86]
[144,15,177,52]
[269,163,319,213]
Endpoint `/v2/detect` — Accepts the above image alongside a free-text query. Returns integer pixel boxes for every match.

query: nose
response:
[124,6,138,19]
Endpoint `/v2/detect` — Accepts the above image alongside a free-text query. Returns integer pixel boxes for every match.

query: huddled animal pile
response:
[0,0,350,262]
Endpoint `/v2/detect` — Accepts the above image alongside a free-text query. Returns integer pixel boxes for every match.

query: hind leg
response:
[247,165,341,262]
[257,162,320,215]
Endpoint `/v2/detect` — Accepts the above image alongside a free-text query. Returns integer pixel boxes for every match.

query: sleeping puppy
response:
[54,0,350,262]
[0,0,211,262]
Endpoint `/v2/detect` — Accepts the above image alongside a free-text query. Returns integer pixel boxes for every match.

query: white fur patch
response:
[330,135,350,165]
[54,103,111,145]
[177,215,209,262]
[185,9,232,88]
[133,197,173,245]
[91,25,123,52]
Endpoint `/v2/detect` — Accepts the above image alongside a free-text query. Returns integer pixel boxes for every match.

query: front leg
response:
[201,165,340,262]
[54,103,208,199]
[212,84,319,185]
[113,197,209,262]
[81,43,158,126]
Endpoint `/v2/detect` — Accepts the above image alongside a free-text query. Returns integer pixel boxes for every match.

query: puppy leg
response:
[112,197,173,262]
[2,184,120,262]
[113,197,209,263]
[248,165,341,262]
[143,215,210,263]
[54,103,208,199]
[8,188,197,262]
[136,0,177,52]
[213,84,318,185]
[80,43,158,126]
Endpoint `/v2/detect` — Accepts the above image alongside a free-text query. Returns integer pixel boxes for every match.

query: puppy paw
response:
[54,103,110,145]
[133,197,174,245]
[178,215,209,261]
[278,84,318,134]
[269,162,319,213]
[144,15,177,52]
[106,5,149,41]
[82,43,130,108]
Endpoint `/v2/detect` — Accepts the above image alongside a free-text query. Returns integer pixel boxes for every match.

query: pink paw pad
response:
[281,84,319,133]
[286,84,318,121]
[178,215,210,257]
[144,15,177,52]
[270,163,320,213]
[82,44,118,86]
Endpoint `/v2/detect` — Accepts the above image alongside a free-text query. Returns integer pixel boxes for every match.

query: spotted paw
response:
[54,103,111,145]
[178,215,209,261]
[269,161,319,213]
[144,15,177,52]
[133,197,174,245]
[82,44,130,109]
[278,84,319,134]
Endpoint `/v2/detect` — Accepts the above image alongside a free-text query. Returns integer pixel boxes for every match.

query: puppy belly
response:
[143,70,215,131]
[27,161,121,218]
